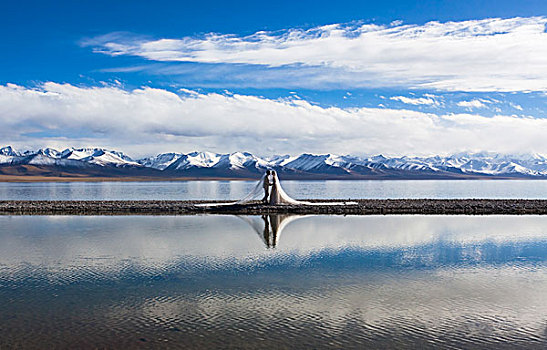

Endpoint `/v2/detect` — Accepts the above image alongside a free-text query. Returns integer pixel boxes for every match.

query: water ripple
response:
[1,215,547,348]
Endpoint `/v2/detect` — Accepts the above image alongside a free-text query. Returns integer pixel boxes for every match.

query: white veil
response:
[235,172,268,204]
[194,173,266,206]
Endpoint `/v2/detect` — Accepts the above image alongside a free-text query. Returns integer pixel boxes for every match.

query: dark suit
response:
[262,176,271,202]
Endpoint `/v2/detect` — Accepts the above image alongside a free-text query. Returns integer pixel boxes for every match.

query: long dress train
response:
[268,171,307,205]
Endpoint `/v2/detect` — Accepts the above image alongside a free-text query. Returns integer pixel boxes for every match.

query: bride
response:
[236,170,356,206]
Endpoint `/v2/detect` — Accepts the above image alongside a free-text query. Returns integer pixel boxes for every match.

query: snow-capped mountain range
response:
[2,146,547,179]
[0,146,139,168]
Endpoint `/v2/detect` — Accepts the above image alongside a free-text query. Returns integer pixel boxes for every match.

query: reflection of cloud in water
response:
[132,267,547,347]
[2,215,547,347]
[0,215,547,282]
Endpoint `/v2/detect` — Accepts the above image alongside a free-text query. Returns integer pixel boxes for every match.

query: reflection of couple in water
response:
[261,215,276,248]
[238,213,302,249]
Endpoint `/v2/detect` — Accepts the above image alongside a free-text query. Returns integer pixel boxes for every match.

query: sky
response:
[1,0,547,158]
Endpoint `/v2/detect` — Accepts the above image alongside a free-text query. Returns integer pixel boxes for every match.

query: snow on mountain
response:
[283,154,348,173]
[223,152,270,170]
[158,151,270,175]
[279,152,547,177]
[27,154,61,166]
[86,151,140,167]
[186,151,222,168]
[61,148,140,167]
[2,146,547,178]
[273,155,297,166]
[0,146,17,156]
[0,146,140,168]
[165,151,222,171]
[0,146,19,164]
[282,154,327,171]
[38,148,62,158]
[426,153,547,176]
[138,153,183,170]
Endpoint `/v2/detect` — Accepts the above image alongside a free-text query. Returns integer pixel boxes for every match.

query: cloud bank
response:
[1,82,546,157]
[86,17,547,92]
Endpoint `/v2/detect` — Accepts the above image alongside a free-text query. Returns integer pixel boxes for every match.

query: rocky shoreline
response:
[1,199,547,215]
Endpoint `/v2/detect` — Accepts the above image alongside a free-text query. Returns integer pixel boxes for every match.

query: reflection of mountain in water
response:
[237,215,305,248]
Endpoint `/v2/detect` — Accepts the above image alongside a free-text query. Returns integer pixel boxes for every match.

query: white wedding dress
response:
[236,171,305,205]
[197,171,357,206]
[236,171,357,205]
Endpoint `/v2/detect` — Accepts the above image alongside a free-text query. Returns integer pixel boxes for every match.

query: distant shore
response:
[2,199,547,215]
[0,175,530,183]
[0,175,255,182]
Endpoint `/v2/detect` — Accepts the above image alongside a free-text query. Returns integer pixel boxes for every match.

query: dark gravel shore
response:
[1,199,547,215]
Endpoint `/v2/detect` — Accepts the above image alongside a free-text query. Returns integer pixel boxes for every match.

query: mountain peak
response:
[0,146,17,156]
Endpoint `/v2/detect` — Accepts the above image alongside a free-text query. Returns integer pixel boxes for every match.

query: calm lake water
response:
[1,179,547,200]
[1,215,546,349]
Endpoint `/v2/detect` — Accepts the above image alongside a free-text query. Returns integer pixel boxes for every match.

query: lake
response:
[1,215,546,348]
[2,179,547,200]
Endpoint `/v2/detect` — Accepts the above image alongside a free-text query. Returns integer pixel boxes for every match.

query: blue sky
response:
[1,0,547,157]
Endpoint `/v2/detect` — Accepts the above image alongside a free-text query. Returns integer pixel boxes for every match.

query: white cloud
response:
[178,87,199,96]
[1,82,547,157]
[457,99,487,109]
[510,102,524,111]
[86,17,547,92]
[390,95,439,106]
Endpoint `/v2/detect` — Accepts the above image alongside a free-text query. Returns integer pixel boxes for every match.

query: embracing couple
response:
[262,170,279,204]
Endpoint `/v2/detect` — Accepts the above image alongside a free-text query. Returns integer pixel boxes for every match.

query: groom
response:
[262,170,273,203]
